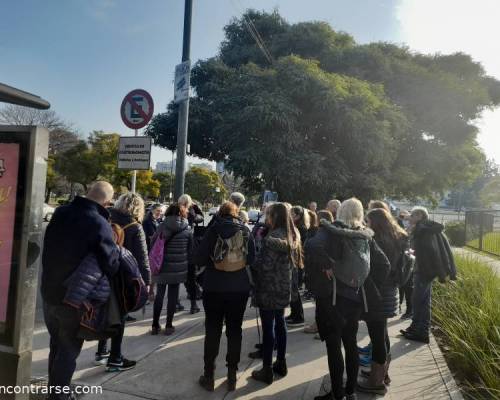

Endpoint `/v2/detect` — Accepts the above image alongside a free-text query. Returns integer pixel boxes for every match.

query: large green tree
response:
[186,167,227,204]
[146,10,500,203]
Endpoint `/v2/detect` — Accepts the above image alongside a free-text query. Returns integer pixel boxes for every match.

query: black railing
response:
[465,210,500,257]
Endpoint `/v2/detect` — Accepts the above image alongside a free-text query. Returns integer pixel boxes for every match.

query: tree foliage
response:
[186,167,227,204]
[145,10,500,203]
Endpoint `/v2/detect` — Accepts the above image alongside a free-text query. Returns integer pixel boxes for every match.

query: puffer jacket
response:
[412,220,457,283]
[251,228,295,310]
[364,236,409,321]
[63,254,110,309]
[110,209,151,285]
[153,216,193,284]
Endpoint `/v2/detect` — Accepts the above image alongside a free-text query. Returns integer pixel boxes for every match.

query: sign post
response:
[0,126,48,399]
[120,89,154,193]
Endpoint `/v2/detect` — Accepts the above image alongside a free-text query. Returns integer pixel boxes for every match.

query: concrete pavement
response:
[31,290,463,400]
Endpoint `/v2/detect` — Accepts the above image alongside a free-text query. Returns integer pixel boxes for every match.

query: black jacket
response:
[412,220,457,282]
[153,216,193,284]
[194,215,255,293]
[109,209,151,285]
[142,212,162,251]
[188,204,204,227]
[41,196,120,305]
[305,221,390,310]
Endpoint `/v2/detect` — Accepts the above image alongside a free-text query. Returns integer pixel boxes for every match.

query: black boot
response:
[273,359,288,377]
[227,367,237,391]
[251,366,274,385]
[198,371,215,392]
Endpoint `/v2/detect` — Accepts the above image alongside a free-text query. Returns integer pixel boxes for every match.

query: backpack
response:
[212,228,249,272]
[117,246,148,313]
[333,236,371,288]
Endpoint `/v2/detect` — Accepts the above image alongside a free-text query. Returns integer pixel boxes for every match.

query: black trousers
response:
[289,295,304,321]
[202,292,249,372]
[97,316,126,361]
[366,319,390,364]
[321,297,361,400]
[43,303,84,400]
[153,283,180,328]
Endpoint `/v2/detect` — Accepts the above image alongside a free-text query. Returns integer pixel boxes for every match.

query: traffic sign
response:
[117,136,152,170]
[120,89,154,129]
[174,61,191,103]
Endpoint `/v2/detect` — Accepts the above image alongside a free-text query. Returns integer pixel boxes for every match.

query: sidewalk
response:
[31,291,463,400]
[453,247,500,275]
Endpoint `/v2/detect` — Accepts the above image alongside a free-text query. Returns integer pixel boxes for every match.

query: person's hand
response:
[324,269,334,280]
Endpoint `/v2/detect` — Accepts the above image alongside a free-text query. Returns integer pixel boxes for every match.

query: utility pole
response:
[174,0,193,200]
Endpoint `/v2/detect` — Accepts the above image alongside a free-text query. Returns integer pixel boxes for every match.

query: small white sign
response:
[117,136,152,170]
[174,60,191,104]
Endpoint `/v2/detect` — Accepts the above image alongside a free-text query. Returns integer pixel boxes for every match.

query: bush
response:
[433,254,500,399]
[444,221,466,246]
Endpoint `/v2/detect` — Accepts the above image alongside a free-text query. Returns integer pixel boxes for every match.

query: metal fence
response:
[428,210,465,225]
[465,210,500,257]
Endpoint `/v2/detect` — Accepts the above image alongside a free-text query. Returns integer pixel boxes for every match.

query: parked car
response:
[43,203,55,222]
[208,206,220,216]
[247,209,260,224]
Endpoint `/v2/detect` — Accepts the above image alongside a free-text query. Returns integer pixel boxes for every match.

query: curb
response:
[428,333,464,400]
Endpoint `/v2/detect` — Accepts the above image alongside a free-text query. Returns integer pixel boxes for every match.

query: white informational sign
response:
[174,60,191,104]
[117,136,152,170]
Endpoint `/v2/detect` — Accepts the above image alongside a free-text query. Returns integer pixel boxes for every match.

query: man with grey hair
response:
[42,181,120,399]
[326,199,341,219]
[401,206,456,344]
[230,192,246,209]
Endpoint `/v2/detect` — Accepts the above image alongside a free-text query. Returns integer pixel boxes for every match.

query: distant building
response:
[155,161,175,173]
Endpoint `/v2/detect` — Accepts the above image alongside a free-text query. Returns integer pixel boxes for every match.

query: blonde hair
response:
[337,198,364,228]
[239,210,249,223]
[114,192,145,222]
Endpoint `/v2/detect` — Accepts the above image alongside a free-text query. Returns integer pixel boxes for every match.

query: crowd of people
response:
[41,181,456,400]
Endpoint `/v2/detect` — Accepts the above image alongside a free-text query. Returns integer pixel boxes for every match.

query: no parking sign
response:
[120,89,154,130]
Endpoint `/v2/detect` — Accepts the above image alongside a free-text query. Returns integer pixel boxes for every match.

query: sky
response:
[1,0,499,165]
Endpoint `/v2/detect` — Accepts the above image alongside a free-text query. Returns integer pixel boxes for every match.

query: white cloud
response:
[397,0,500,163]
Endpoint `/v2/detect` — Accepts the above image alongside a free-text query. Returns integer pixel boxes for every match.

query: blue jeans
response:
[411,273,433,336]
[43,302,84,400]
[260,309,287,367]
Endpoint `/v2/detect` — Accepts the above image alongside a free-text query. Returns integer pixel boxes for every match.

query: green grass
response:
[432,254,500,399]
[467,232,500,257]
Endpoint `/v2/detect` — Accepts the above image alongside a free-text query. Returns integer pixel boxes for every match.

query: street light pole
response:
[174,0,193,201]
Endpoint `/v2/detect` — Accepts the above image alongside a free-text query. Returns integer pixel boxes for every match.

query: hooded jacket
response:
[251,228,296,310]
[142,212,162,251]
[305,220,390,310]
[110,209,151,285]
[194,215,255,293]
[412,220,457,282]
[153,215,193,284]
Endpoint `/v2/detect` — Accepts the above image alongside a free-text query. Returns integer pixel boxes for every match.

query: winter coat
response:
[363,236,409,321]
[188,204,205,227]
[143,212,162,251]
[109,209,151,285]
[42,196,120,305]
[305,220,390,310]
[412,220,457,283]
[194,215,255,293]
[153,216,193,284]
[251,228,295,310]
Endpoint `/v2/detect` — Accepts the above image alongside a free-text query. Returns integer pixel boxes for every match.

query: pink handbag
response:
[149,233,165,276]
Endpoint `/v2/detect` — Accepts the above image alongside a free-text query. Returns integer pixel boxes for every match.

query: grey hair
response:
[337,198,364,228]
[327,199,341,211]
[230,192,245,208]
[239,210,249,223]
[411,206,429,221]
[114,192,145,222]
[178,194,193,208]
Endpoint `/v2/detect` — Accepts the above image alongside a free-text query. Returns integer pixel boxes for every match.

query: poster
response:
[0,143,19,325]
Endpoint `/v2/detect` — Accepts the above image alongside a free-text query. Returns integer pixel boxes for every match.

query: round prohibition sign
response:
[120,89,154,129]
